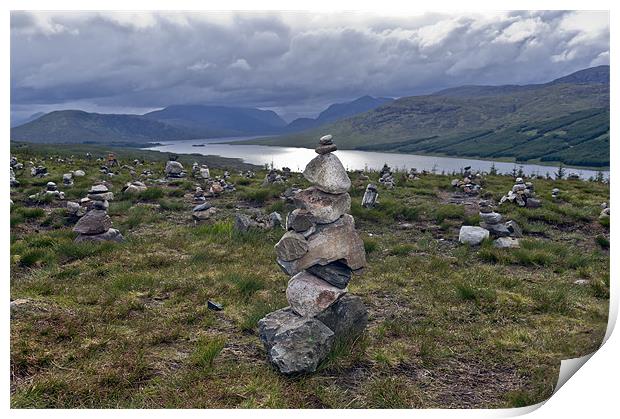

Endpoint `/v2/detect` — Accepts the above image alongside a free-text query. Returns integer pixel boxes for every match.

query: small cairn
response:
[407,168,420,181]
[262,169,285,186]
[122,181,147,195]
[600,203,610,220]
[551,188,560,199]
[63,173,74,186]
[87,184,114,203]
[499,177,541,208]
[10,168,19,187]
[29,181,65,200]
[378,163,395,189]
[361,183,378,208]
[192,202,217,221]
[193,186,206,203]
[73,204,124,243]
[10,156,24,171]
[478,200,522,247]
[258,134,367,375]
[451,166,481,195]
[165,157,186,179]
[30,165,48,178]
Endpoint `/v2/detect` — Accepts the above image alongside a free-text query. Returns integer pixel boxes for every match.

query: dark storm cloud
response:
[10,10,609,121]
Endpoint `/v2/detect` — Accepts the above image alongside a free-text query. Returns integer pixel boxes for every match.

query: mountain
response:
[285,95,393,132]
[144,105,286,137]
[10,110,193,144]
[245,66,610,167]
[11,112,46,128]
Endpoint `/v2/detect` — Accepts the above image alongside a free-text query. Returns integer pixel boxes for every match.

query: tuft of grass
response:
[158,199,185,211]
[191,336,227,371]
[363,237,378,253]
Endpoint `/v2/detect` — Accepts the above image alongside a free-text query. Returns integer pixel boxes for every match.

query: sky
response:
[10,10,610,125]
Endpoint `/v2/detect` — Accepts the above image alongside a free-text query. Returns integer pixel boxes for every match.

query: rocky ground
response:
[10,144,610,408]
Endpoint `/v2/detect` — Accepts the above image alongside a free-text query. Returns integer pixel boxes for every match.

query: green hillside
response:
[244,82,609,168]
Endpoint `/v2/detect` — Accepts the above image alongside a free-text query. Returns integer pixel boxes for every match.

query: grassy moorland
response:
[10,145,609,408]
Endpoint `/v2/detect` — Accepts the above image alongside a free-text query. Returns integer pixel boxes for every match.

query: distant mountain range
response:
[284,95,393,132]
[248,66,610,167]
[10,65,609,167]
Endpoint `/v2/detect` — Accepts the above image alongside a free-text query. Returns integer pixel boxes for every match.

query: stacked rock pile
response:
[240,170,256,178]
[378,163,395,188]
[193,187,206,203]
[263,169,285,186]
[258,135,367,375]
[361,183,378,208]
[551,188,560,199]
[165,159,186,178]
[459,200,522,247]
[63,173,73,186]
[29,181,65,200]
[407,168,420,181]
[192,202,218,221]
[30,165,48,177]
[10,168,19,187]
[192,162,211,179]
[73,204,124,243]
[10,157,24,171]
[600,203,610,220]
[451,166,481,195]
[499,178,541,208]
[121,181,147,195]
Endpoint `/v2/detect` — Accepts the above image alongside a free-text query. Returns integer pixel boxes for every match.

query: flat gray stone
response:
[286,209,315,232]
[493,237,520,248]
[88,192,114,201]
[73,210,112,235]
[89,184,108,193]
[275,231,309,262]
[286,271,346,317]
[293,187,351,224]
[479,212,502,224]
[303,153,351,194]
[258,307,334,375]
[306,260,352,289]
[505,220,523,238]
[316,294,367,339]
[481,222,511,237]
[277,214,366,275]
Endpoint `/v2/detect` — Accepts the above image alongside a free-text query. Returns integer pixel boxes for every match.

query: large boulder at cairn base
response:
[316,294,368,339]
[286,271,347,317]
[303,153,351,194]
[293,187,351,224]
[459,226,489,245]
[75,228,124,243]
[277,214,366,276]
[73,210,112,235]
[258,307,334,374]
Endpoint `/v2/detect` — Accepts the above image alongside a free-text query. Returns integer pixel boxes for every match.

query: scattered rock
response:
[459,226,489,245]
[493,237,520,248]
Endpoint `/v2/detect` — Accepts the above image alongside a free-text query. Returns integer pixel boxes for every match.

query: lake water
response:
[144,137,608,179]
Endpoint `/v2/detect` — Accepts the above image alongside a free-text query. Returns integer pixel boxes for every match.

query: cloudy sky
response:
[10,10,609,124]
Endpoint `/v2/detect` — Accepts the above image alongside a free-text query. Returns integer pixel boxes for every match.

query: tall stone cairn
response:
[258,134,368,375]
